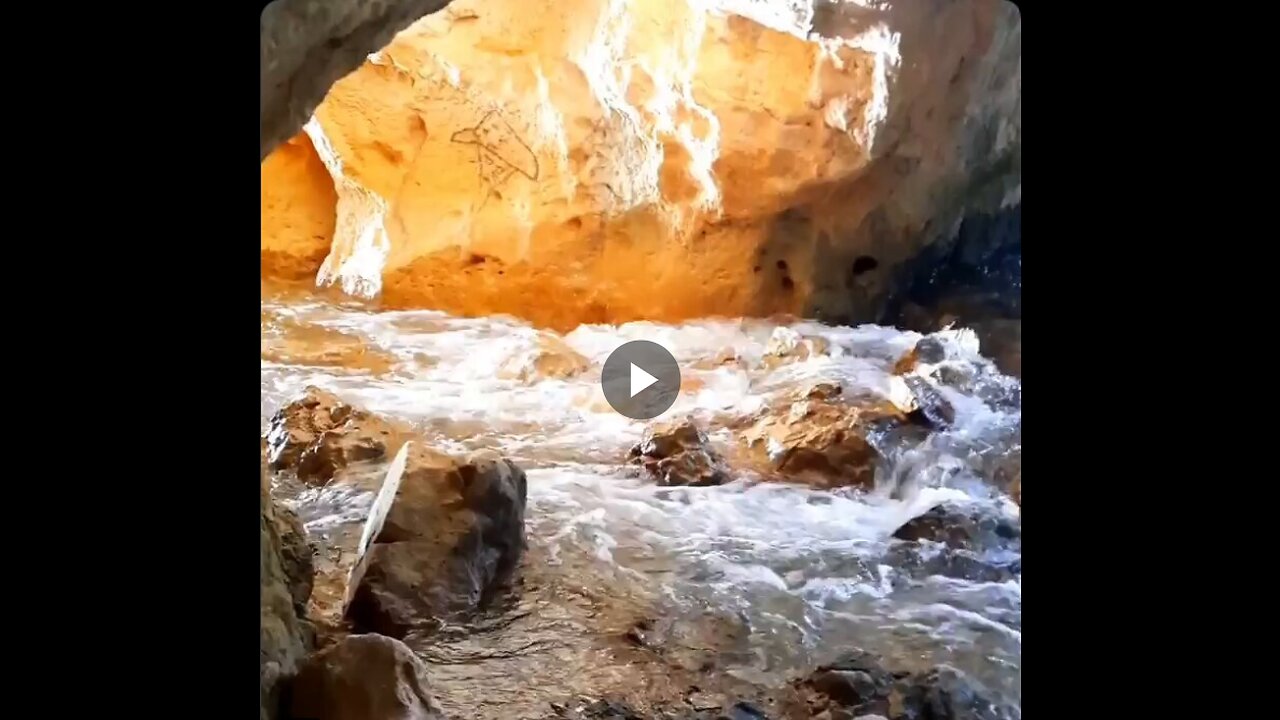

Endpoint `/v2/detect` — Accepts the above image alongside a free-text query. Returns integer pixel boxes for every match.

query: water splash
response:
[262,294,1021,716]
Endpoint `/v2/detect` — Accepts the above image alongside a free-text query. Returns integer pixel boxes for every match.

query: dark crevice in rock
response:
[880,203,1022,376]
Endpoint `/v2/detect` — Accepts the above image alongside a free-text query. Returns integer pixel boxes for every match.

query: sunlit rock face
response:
[261,133,339,280]
[260,0,1021,331]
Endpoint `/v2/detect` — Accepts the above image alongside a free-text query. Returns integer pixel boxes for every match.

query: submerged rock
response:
[345,442,527,637]
[498,334,591,383]
[889,338,958,429]
[261,455,315,720]
[265,387,412,484]
[891,503,1019,551]
[261,309,397,375]
[762,327,831,369]
[801,650,901,715]
[897,666,1014,720]
[886,501,1020,584]
[741,384,899,489]
[288,633,445,720]
[629,419,731,487]
[800,652,1014,720]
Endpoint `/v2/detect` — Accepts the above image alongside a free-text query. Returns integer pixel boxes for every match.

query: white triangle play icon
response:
[630,363,659,397]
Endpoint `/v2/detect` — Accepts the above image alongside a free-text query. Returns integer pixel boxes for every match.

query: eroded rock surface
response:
[741,383,900,489]
[265,387,412,484]
[345,442,528,637]
[289,633,446,720]
[629,419,731,487]
[261,0,1020,331]
[261,454,315,720]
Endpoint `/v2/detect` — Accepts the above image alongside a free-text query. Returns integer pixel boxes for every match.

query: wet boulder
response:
[344,442,528,638]
[629,419,731,487]
[892,504,1019,552]
[800,652,1015,720]
[891,336,947,375]
[261,456,315,720]
[288,633,445,720]
[800,650,902,717]
[741,384,899,490]
[888,338,957,430]
[265,387,412,484]
[884,543,1019,585]
[887,502,1020,584]
[762,327,831,368]
[896,666,1014,720]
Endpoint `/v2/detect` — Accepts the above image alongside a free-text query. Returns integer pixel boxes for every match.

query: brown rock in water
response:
[762,327,831,369]
[261,455,315,720]
[741,385,899,489]
[1009,475,1020,508]
[265,387,412,484]
[289,634,444,720]
[888,339,957,429]
[497,334,590,383]
[629,419,731,487]
[344,442,527,637]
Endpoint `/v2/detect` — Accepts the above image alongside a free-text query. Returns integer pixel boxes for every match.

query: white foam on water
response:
[262,298,1021,699]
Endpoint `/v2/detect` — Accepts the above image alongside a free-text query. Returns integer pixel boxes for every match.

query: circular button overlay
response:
[601,340,682,420]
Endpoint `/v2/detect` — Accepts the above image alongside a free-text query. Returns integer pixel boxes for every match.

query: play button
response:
[630,364,658,397]
[602,340,681,420]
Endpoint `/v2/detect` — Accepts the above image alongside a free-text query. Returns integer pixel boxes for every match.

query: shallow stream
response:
[262,295,1021,719]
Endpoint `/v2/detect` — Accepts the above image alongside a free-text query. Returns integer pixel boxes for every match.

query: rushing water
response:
[262,295,1021,719]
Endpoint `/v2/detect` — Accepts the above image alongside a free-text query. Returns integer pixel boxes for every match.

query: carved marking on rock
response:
[451,110,540,203]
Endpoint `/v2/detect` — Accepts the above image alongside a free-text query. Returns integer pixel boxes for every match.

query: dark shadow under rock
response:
[288,633,445,720]
[345,442,528,638]
[629,419,731,487]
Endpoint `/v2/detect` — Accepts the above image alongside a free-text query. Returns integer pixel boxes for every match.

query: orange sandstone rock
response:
[261,132,337,281]
[261,0,1021,331]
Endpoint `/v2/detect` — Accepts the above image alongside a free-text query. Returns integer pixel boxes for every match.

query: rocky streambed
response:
[259,295,1021,720]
